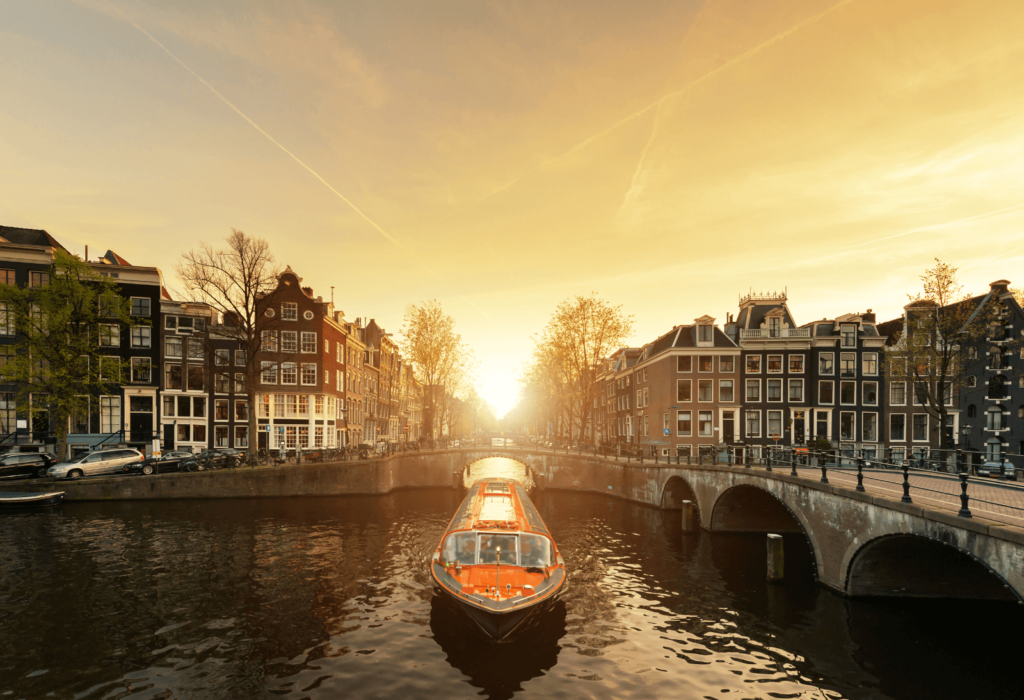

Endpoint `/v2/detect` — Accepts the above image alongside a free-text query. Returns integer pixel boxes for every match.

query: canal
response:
[1,458,1020,699]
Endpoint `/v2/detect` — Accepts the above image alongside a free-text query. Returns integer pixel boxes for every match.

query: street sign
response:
[266,425,271,432]
[663,428,670,436]
[404,426,409,431]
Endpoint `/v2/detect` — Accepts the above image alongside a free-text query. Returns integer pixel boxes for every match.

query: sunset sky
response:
[3,0,1024,416]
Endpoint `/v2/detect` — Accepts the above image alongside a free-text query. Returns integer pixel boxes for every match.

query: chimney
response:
[990,280,1011,294]
[302,286,314,298]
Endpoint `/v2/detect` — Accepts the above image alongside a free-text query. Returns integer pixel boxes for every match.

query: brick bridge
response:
[456,448,1024,604]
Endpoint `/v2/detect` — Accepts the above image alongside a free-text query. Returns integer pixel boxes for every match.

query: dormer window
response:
[841,325,857,347]
[768,317,781,338]
[698,325,713,343]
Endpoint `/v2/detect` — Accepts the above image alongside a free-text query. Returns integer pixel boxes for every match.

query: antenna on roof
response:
[331,286,335,305]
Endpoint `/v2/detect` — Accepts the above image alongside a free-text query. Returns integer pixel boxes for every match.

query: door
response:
[793,411,806,444]
[163,423,175,451]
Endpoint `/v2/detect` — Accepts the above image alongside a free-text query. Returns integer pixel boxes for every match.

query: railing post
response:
[790,451,798,477]
[958,472,972,517]
[728,447,734,467]
[901,461,913,503]
[855,457,865,492]
[745,448,751,468]
[687,451,691,466]
[765,449,772,472]
[820,451,829,484]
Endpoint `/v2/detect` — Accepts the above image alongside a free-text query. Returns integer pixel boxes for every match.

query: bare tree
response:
[176,230,281,458]
[401,299,476,441]
[527,295,632,444]
[886,259,1015,451]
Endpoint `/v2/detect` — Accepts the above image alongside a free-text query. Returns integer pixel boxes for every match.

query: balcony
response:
[739,328,811,339]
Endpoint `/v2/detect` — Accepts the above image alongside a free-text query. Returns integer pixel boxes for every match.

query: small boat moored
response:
[430,478,566,640]
[0,491,65,509]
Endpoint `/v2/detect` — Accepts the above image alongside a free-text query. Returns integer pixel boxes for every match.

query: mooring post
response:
[856,457,865,492]
[681,500,698,532]
[767,533,784,582]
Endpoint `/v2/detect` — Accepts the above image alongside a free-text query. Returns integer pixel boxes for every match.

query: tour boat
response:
[0,491,64,509]
[430,478,566,640]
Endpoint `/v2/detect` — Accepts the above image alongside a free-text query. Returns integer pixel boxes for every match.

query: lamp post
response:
[959,423,972,474]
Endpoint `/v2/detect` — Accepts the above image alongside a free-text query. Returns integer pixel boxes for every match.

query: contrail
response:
[102,2,495,321]
[458,0,857,211]
[845,202,1024,249]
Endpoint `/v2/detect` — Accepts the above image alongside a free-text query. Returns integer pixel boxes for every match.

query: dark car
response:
[0,452,55,480]
[124,450,195,476]
[191,448,244,470]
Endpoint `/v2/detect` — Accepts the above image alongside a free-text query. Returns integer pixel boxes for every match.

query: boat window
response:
[478,533,518,565]
[442,532,477,565]
[519,534,553,568]
[485,482,510,494]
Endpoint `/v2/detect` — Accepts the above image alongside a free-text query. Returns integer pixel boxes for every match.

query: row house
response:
[602,347,641,447]
[341,316,366,446]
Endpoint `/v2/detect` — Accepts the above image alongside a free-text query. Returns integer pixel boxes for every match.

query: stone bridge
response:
[456,448,1024,604]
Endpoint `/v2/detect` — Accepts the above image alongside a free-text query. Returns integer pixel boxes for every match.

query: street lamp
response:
[960,423,972,474]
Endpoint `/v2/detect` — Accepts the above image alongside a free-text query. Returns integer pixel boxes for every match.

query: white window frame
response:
[788,378,804,402]
[766,354,783,374]
[697,379,714,403]
[129,296,151,317]
[746,355,761,374]
[698,410,713,437]
[863,412,878,442]
[131,326,151,348]
[863,381,878,406]
[301,363,317,386]
[719,379,734,403]
[788,354,805,374]
[301,332,317,354]
[819,352,834,376]
[676,379,691,402]
[862,352,878,376]
[889,413,906,442]
[839,380,857,406]
[720,355,735,373]
[818,380,834,405]
[745,409,761,438]
[282,302,298,321]
[281,331,298,353]
[766,378,783,403]
[281,362,297,385]
[261,361,278,384]
[745,378,761,403]
[912,413,929,442]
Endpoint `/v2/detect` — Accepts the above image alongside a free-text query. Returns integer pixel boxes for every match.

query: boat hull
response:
[0,491,64,509]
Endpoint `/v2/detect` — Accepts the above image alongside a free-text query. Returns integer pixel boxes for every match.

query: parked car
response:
[978,460,1016,478]
[124,450,194,476]
[188,448,244,470]
[48,448,144,479]
[0,452,55,480]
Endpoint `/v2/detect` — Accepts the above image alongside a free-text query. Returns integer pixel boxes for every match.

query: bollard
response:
[765,451,772,472]
[790,453,798,477]
[681,500,698,532]
[767,534,784,582]
[820,452,829,484]
[958,472,972,517]
[901,462,913,503]
[745,449,751,468]
[856,458,865,492]
[687,452,692,466]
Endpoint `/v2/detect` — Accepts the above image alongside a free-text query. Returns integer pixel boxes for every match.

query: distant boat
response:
[430,478,566,640]
[0,491,64,509]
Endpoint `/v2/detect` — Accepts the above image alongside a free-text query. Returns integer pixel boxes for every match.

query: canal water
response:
[1,458,1020,699]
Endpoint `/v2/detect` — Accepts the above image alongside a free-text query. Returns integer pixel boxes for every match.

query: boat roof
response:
[446,478,550,537]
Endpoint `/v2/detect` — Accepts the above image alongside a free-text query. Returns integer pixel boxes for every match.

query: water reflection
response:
[0,458,1021,699]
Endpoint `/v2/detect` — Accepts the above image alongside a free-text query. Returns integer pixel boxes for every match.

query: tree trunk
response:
[248,386,258,460]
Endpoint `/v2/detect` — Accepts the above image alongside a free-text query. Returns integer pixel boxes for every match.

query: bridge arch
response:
[660,475,699,512]
[845,533,1022,602]
[709,483,823,580]
[460,454,537,489]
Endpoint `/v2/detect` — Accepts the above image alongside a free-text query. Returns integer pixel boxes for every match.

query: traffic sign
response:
[663,428,670,436]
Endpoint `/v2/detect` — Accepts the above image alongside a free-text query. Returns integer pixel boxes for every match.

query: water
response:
[1,458,1020,699]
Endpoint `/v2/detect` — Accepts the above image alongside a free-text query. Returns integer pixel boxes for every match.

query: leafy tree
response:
[0,250,136,459]
[177,229,281,458]
[885,259,1015,452]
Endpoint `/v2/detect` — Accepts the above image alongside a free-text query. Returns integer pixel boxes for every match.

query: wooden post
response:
[767,533,784,582]
[681,500,698,532]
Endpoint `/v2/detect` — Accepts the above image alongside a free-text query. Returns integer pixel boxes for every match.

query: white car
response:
[48,448,144,479]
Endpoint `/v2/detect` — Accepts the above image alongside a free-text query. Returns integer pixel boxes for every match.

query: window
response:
[840,381,856,405]
[768,317,781,337]
[99,324,120,347]
[890,414,906,441]
[301,363,317,385]
[815,411,829,439]
[235,350,245,367]
[840,353,856,377]
[676,410,691,436]
[698,379,713,402]
[165,364,183,390]
[187,366,204,391]
[746,355,761,373]
[745,410,760,438]
[967,375,977,388]
[698,411,713,436]
[789,355,804,373]
[745,379,760,402]
[841,325,857,347]
[235,426,248,448]
[98,297,118,318]
[281,331,298,353]
[644,415,649,436]
[0,303,13,335]
[165,336,182,359]
[767,411,782,438]
[282,302,298,321]
[767,355,783,373]
[131,327,151,348]
[677,356,692,372]
[912,414,928,441]
[325,339,330,354]
[187,339,203,360]
[819,381,834,404]
[215,349,230,366]
[788,379,804,402]
[29,271,49,287]
[767,378,782,402]
[987,407,1005,431]
[99,356,120,381]
[890,382,906,405]
[261,331,278,352]
[130,357,151,383]
[698,325,713,342]
[677,380,691,402]
[819,353,834,375]
[862,353,878,375]
[301,332,317,353]
[863,381,878,406]
[234,373,244,394]
[261,362,277,384]
[235,400,248,421]
[0,269,14,285]
[214,373,230,393]
[840,412,855,440]
[215,425,229,447]
[720,380,734,402]
[281,362,297,385]
[99,396,121,433]
[698,356,713,372]
[130,297,151,316]
[720,356,735,372]
[214,399,229,421]
[260,394,271,418]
